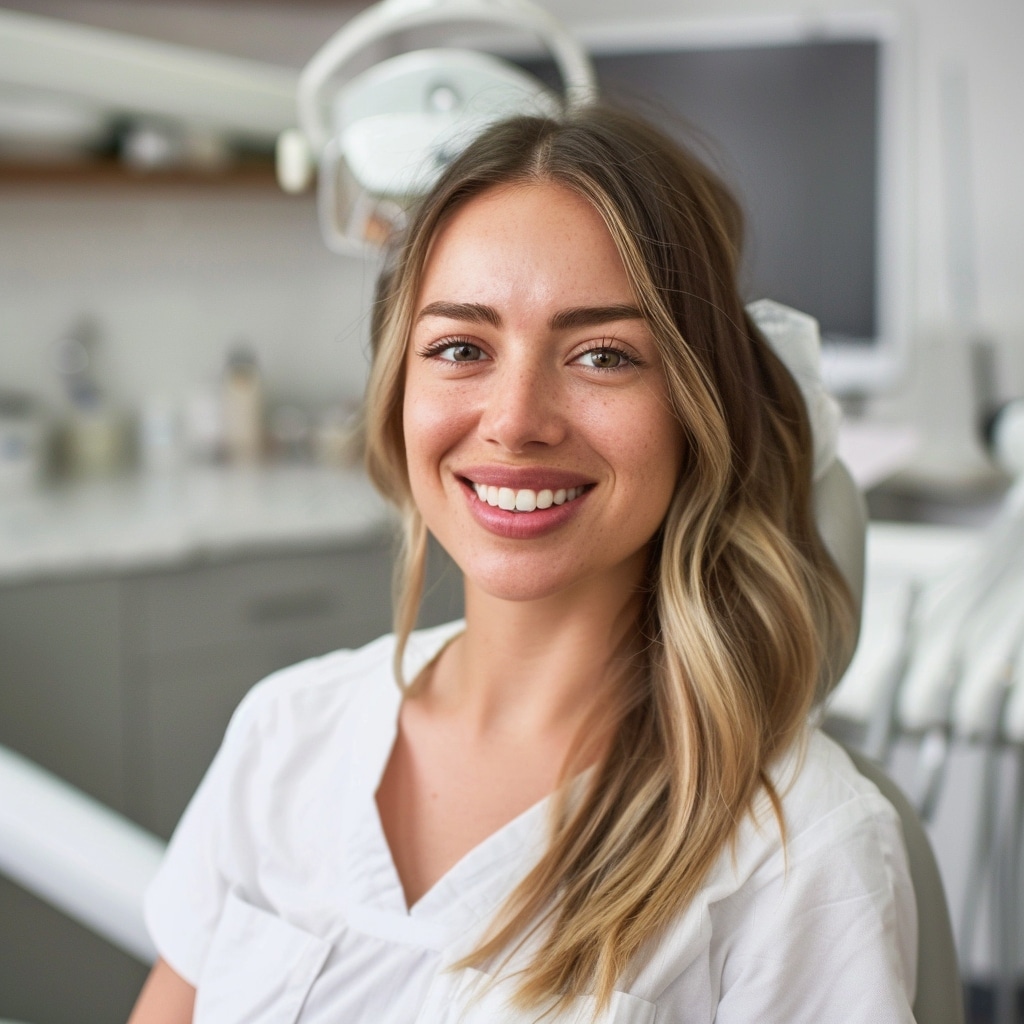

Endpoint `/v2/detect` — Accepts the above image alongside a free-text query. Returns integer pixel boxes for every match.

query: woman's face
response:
[403,181,684,604]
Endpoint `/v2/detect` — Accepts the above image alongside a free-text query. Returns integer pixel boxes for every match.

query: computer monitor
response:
[510,11,910,398]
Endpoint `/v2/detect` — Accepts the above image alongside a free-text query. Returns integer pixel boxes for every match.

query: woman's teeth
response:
[472,483,585,512]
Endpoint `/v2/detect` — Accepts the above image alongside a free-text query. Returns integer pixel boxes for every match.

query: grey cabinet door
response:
[134,543,395,658]
[0,873,149,1024]
[0,576,128,812]
[126,542,396,838]
[0,576,142,1024]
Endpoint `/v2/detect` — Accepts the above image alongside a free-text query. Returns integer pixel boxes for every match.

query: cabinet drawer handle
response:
[245,589,336,623]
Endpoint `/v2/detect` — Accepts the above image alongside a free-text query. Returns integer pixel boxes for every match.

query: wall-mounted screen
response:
[510,13,909,397]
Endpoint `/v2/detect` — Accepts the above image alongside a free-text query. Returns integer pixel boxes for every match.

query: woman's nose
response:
[477,360,567,452]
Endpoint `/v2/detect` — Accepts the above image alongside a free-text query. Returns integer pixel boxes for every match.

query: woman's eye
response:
[576,348,629,369]
[435,341,485,362]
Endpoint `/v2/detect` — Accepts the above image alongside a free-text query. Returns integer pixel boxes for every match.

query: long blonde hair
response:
[364,106,855,1014]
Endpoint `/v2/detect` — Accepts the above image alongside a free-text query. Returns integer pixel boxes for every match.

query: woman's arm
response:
[127,958,196,1024]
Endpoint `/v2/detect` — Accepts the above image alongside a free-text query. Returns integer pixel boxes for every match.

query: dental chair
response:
[847,744,965,1024]
[0,471,966,1024]
[816,459,965,1024]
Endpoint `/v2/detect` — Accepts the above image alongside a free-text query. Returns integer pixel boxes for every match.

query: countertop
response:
[0,465,393,585]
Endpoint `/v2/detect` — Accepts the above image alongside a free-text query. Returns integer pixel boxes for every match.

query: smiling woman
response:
[402,182,682,601]
[129,105,917,1024]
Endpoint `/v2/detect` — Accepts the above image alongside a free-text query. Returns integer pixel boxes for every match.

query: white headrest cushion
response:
[746,298,841,481]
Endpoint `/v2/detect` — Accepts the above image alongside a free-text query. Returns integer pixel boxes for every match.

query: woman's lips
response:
[456,473,593,537]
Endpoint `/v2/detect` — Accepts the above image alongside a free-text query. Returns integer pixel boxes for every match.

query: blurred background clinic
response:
[0,0,1023,1021]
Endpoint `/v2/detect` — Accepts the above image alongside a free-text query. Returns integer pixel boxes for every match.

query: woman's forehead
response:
[414,182,636,317]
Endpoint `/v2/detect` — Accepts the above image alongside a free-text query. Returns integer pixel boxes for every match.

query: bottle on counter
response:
[182,386,223,465]
[0,390,46,494]
[222,345,264,464]
[315,400,364,468]
[138,394,184,475]
[51,319,130,479]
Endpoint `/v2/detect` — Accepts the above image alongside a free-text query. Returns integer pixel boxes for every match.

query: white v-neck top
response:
[145,621,917,1023]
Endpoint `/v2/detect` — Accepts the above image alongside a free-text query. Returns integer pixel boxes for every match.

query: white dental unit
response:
[830,400,1024,1024]
[1,0,1023,1022]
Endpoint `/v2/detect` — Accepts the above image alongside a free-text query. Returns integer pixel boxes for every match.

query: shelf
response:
[0,155,282,189]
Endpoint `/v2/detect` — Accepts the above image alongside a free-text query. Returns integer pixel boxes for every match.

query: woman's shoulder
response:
[179,620,466,824]
[703,730,908,902]
[234,619,465,738]
[623,731,918,1015]
[774,730,906,856]
[701,732,917,1016]
[234,632,396,734]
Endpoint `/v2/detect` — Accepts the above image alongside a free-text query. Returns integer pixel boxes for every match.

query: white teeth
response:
[514,489,537,512]
[470,480,586,512]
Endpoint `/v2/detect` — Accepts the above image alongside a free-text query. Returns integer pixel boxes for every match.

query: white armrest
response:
[0,744,165,963]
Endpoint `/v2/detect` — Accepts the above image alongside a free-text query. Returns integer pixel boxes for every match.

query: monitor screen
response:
[510,13,909,396]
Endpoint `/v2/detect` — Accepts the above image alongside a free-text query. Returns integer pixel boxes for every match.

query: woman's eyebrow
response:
[549,304,644,330]
[415,301,644,330]
[416,301,501,326]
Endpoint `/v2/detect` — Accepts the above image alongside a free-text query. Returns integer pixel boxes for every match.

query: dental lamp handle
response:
[297,0,597,155]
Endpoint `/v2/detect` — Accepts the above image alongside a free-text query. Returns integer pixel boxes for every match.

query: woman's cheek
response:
[403,384,470,498]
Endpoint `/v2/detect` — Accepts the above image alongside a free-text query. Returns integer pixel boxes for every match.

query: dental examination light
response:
[275,0,597,254]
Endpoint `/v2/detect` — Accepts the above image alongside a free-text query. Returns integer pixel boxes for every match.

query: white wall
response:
[0,187,378,412]
[1,0,1022,437]
[1,0,380,422]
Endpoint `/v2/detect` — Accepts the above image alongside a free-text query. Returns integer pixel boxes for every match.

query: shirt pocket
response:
[419,967,657,1024]
[193,889,331,1024]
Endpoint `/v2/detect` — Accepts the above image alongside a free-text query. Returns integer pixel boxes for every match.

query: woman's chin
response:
[457,556,584,607]
[460,559,643,611]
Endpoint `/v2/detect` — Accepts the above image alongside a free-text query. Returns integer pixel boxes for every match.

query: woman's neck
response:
[425,570,644,743]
